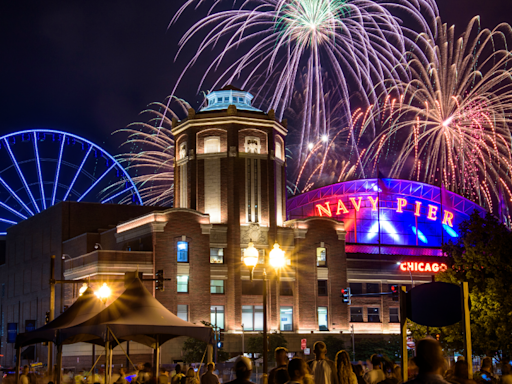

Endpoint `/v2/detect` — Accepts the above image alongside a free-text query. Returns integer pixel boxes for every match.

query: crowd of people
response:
[6,339,512,384]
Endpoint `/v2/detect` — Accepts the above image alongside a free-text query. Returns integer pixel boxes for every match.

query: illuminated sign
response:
[399,262,448,273]
[315,197,454,227]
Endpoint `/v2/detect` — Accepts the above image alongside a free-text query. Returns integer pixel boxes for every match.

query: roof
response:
[58,278,212,348]
[16,288,105,348]
[200,89,262,112]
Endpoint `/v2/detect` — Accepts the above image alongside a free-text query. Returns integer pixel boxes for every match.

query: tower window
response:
[204,136,220,154]
[275,141,282,160]
[317,247,326,266]
[179,142,187,160]
[177,241,188,262]
[244,136,261,154]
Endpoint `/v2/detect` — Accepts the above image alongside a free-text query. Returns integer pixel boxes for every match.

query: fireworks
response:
[114,98,191,206]
[363,17,512,213]
[172,0,438,162]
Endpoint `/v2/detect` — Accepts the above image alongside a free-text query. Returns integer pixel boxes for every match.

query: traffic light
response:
[341,287,351,304]
[45,311,50,324]
[155,269,164,291]
[391,285,399,301]
[217,331,224,349]
[436,333,440,341]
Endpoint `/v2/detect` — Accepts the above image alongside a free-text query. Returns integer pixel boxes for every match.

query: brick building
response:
[0,87,451,370]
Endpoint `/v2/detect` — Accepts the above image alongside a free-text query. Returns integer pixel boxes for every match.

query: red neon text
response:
[399,262,447,273]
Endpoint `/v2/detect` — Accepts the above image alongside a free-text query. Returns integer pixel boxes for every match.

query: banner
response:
[25,319,36,333]
[7,323,17,343]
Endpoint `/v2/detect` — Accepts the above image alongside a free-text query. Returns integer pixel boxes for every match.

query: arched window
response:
[244,136,261,154]
[204,136,221,154]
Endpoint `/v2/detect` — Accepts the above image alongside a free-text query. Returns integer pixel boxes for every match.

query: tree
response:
[182,321,230,364]
[247,333,288,363]
[353,336,401,362]
[424,211,512,361]
[322,335,345,361]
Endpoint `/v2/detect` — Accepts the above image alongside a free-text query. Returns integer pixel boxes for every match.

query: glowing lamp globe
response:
[243,241,259,267]
[78,283,88,297]
[269,243,286,269]
[95,283,111,301]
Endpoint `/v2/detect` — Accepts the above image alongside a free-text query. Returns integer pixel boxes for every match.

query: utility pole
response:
[49,255,55,379]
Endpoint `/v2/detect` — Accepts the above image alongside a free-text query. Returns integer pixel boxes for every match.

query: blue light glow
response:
[366,221,379,241]
[443,224,459,237]
[0,201,27,220]
[52,135,66,206]
[101,185,135,204]
[33,132,46,210]
[411,226,428,244]
[63,145,93,202]
[77,163,116,202]
[0,175,34,216]
[0,218,17,225]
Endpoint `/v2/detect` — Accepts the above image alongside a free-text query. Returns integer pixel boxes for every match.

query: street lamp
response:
[243,241,286,384]
[78,283,88,296]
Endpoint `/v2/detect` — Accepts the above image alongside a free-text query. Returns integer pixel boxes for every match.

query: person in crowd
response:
[274,368,290,384]
[136,363,152,384]
[353,364,367,384]
[365,355,385,384]
[393,365,402,384]
[172,365,185,384]
[335,350,357,384]
[201,363,220,384]
[115,368,128,384]
[447,360,476,384]
[21,365,30,384]
[286,358,309,384]
[225,356,255,384]
[474,358,496,384]
[159,369,170,384]
[269,348,290,384]
[501,363,512,384]
[403,338,449,384]
[377,361,399,384]
[307,341,338,384]
[185,368,198,384]
[407,359,418,381]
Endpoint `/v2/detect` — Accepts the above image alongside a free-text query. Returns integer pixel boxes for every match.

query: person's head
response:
[138,363,144,371]
[186,368,195,378]
[275,347,289,365]
[454,360,469,380]
[415,338,446,375]
[481,357,492,372]
[393,365,402,381]
[383,362,395,378]
[274,367,290,384]
[234,356,252,380]
[22,366,29,374]
[353,364,364,377]
[175,365,182,374]
[371,355,382,370]
[335,350,351,371]
[288,358,307,381]
[313,341,327,359]
[207,363,215,372]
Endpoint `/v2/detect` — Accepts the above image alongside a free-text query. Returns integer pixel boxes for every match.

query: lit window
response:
[389,308,399,323]
[210,280,224,294]
[280,306,293,331]
[210,248,224,264]
[317,247,326,267]
[204,136,220,154]
[350,307,363,322]
[177,241,188,262]
[318,307,328,331]
[177,275,189,293]
[368,307,380,323]
[275,141,282,160]
[318,280,328,296]
[177,305,188,321]
[179,142,187,160]
[211,305,225,329]
[238,97,245,103]
[224,97,230,103]
[242,305,263,331]
[244,136,261,154]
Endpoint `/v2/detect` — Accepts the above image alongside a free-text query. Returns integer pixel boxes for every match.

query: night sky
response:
[1,0,512,156]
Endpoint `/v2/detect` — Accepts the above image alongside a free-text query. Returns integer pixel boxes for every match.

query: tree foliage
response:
[247,333,288,362]
[410,211,512,361]
[353,336,401,362]
[182,322,230,364]
[322,335,345,361]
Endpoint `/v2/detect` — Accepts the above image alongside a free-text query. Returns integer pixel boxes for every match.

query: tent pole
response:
[105,341,110,384]
[109,345,113,384]
[108,327,137,371]
[15,347,21,384]
[155,335,160,380]
[56,345,63,384]
[84,351,104,381]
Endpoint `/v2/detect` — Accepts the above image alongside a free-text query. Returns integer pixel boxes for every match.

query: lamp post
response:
[243,240,286,384]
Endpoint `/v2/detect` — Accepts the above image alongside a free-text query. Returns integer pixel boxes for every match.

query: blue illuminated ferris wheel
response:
[0,129,143,235]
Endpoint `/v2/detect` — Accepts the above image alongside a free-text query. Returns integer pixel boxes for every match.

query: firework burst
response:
[363,17,512,213]
[172,0,438,163]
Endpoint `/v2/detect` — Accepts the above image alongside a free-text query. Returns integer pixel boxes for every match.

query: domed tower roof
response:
[200,87,262,112]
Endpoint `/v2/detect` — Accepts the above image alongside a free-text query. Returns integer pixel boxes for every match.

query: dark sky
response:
[1,0,511,156]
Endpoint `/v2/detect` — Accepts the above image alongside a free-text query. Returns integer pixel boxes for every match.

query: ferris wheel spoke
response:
[101,185,135,204]
[77,163,116,202]
[51,135,66,206]
[4,138,40,213]
[0,218,17,225]
[0,176,34,217]
[62,145,93,202]
[33,132,46,210]
[0,201,28,220]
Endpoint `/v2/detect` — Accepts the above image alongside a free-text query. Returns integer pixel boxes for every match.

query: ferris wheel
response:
[0,129,143,235]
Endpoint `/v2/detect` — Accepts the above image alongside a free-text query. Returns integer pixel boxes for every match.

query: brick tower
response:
[171,85,288,330]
